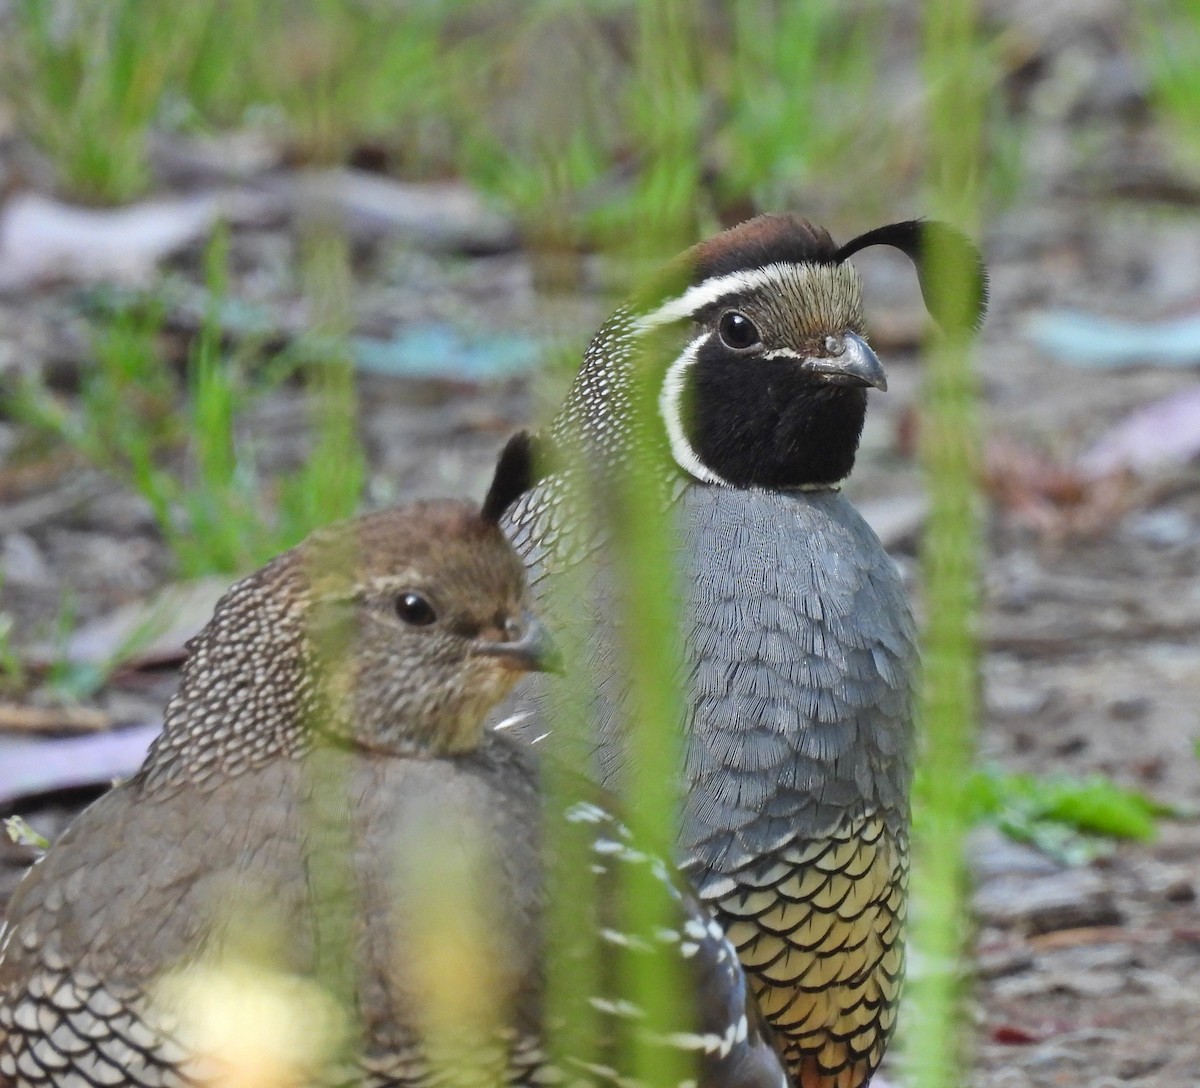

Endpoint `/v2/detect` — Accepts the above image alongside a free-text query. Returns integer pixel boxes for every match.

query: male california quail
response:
[500,215,987,1088]
[0,443,786,1088]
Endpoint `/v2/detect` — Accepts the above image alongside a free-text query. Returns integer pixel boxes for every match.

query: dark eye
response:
[717,311,760,351]
[395,592,437,627]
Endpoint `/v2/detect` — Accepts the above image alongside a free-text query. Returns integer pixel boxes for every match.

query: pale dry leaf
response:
[0,190,271,293]
[1079,385,1200,479]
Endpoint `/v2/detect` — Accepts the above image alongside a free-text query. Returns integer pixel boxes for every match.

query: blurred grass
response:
[715,3,885,212]
[0,1,897,226]
[4,0,210,203]
[181,0,460,165]
[903,0,987,1085]
[1141,0,1200,170]
[0,577,27,694]
[4,227,365,577]
[968,768,1167,864]
[0,0,925,583]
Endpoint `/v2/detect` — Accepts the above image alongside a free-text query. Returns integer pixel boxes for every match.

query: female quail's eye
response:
[717,311,761,351]
[395,592,437,627]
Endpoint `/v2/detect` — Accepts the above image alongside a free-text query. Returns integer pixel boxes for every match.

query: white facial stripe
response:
[635,259,864,338]
[638,260,866,330]
[761,348,804,361]
[658,333,730,486]
[636,265,794,330]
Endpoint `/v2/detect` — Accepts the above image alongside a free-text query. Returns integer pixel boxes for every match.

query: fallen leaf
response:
[26,577,231,671]
[0,190,271,293]
[351,324,543,380]
[1079,384,1200,478]
[276,168,516,252]
[991,1024,1046,1045]
[1026,309,1200,369]
[0,703,112,734]
[984,436,1138,539]
[0,723,159,806]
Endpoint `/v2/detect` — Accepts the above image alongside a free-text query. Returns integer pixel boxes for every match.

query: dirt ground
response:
[2,4,1199,1087]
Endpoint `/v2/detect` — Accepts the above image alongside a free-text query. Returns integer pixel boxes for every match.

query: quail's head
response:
[556,214,987,491]
[144,438,550,781]
[304,499,552,756]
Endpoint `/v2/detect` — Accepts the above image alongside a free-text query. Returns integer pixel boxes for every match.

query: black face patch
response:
[678,338,869,489]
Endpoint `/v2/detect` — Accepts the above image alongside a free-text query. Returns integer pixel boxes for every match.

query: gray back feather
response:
[502,480,917,885]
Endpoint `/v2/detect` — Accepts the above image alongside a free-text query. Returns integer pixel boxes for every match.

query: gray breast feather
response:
[503,482,917,877]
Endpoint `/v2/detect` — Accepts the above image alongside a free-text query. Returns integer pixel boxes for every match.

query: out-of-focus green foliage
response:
[4,0,210,202]
[1,1,897,226]
[3,816,51,852]
[1141,0,1200,167]
[180,0,459,165]
[0,578,28,695]
[5,230,364,577]
[967,769,1167,863]
[904,0,988,1083]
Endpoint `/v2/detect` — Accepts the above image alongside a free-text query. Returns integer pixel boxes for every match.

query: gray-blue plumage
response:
[498,212,985,1088]
[676,487,915,875]
[506,483,916,850]
[503,475,917,1085]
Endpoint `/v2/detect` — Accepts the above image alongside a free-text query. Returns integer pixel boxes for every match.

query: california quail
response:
[500,215,987,1088]
[0,443,786,1088]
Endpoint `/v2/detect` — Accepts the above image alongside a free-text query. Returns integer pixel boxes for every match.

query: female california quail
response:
[0,444,785,1088]
[500,215,987,1088]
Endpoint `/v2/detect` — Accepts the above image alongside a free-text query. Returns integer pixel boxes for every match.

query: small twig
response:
[986,620,1200,658]
[0,472,111,534]
[1025,925,1167,951]
[0,702,112,734]
[0,449,86,502]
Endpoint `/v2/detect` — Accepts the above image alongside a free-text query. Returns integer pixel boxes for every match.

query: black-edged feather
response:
[836,219,988,334]
[482,431,541,523]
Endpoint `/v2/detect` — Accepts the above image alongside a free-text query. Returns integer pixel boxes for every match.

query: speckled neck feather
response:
[138,556,317,791]
[135,501,533,793]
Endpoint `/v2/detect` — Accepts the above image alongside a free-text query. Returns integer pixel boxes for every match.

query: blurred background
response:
[0,1,1198,1085]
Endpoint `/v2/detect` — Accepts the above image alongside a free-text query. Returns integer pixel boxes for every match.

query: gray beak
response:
[801,331,888,391]
[475,611,562,675]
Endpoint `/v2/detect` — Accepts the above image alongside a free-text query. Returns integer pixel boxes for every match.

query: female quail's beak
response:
[474,611,562,674]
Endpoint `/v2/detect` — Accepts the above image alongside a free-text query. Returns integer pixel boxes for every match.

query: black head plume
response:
[835,219,988,334]
[482,431,540,523]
